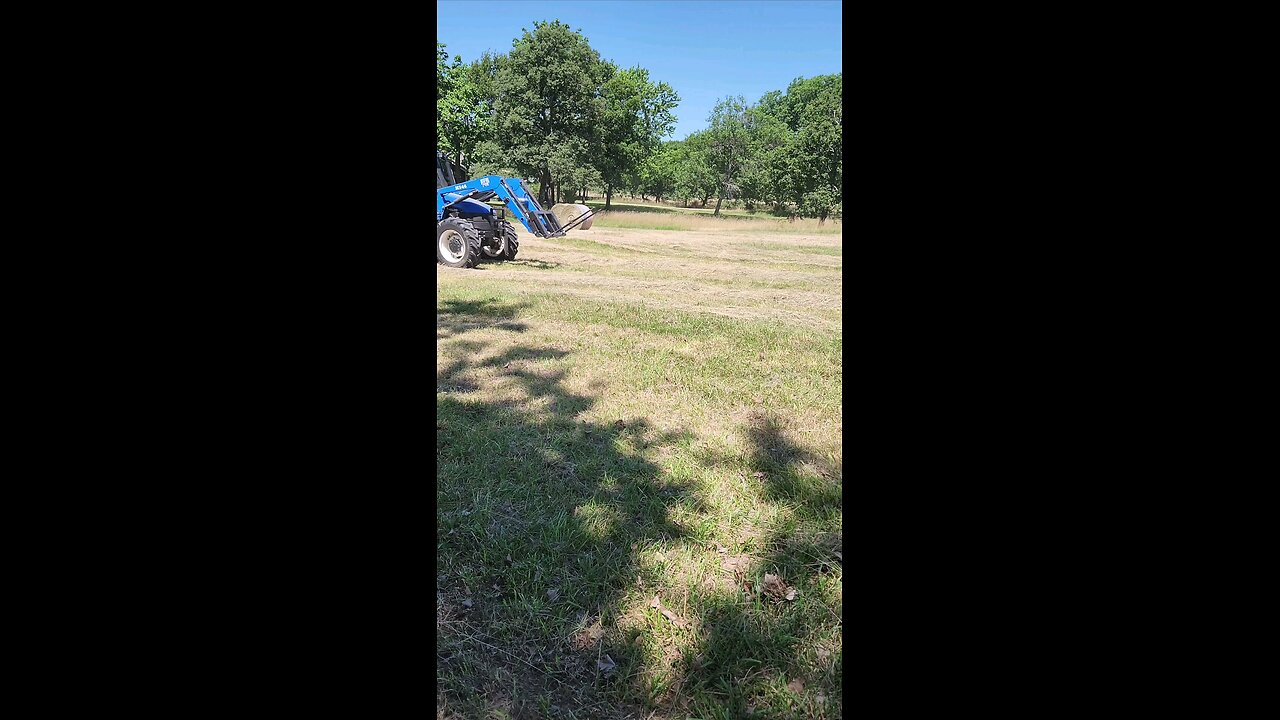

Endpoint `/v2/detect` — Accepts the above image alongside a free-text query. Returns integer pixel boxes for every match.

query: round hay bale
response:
[550,203,594,231]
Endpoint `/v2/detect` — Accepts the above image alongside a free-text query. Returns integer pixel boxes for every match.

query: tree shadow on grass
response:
[667,410,843,718]
[436,298,530,340]
[436,299,842,719]
[436,298,700,719]
[479,258,562,271]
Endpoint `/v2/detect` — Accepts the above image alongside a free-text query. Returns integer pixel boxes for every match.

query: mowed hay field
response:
[437,220,842,719]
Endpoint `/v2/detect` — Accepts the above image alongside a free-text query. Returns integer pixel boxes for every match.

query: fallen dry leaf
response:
[547,588,560,602]
[761,573,797,601]
[649,595,687,629]
[787,677,805,694]
[762,573,784,595]
[461,598,473,609]
[752,471,766,479]
[597,654,616,673]
[712,542,727,554]
[572,621,606,650]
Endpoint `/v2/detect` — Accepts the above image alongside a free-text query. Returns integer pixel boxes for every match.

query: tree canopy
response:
[438,27,839,220]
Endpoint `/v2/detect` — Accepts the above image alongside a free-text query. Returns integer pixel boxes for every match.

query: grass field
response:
[583,198,793,219]
[591,211,841,235]
[437,222,842,719]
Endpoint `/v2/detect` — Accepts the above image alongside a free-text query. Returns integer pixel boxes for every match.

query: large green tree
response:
[774,74,842,223]
[492,21,612,205]
[673,133,718,207]
[437,43,450,100]
[596,66,678,210]
[459,52,511,178]
[437,58,492,170]
[704,97,756,217]
[735,106,791,213]
[633,140,682,201]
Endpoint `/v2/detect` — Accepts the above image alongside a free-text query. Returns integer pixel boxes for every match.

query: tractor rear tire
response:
[437,218,480,268]
[502,224,519,261]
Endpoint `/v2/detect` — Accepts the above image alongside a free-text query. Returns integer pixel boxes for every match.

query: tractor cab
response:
[436,152,469,189]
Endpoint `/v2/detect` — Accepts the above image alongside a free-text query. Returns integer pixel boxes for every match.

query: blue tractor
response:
[436,152,593,268]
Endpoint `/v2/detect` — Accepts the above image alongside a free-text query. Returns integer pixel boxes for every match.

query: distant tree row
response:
[628,75,841,223]
[438,24,841,222]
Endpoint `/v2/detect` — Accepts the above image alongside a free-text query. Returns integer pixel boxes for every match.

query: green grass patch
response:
[537,235,643,255]
[438,227,842,718]
[743,242,843,256]
[590,211,843,235]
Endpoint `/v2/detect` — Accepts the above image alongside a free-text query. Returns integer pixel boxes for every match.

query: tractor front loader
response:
[436,151,594,268]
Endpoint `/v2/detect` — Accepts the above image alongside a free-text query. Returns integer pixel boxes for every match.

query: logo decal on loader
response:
[454,184,466,190]
[481,178,490,187]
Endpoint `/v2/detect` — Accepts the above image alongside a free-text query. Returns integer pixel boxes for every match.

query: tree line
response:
[438,21,841,222]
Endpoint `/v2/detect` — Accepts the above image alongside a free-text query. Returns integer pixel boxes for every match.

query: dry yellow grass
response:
[450,225,843,332]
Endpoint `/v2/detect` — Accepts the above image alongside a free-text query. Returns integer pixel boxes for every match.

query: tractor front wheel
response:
[437,218,480,269]
[502,224,519,261]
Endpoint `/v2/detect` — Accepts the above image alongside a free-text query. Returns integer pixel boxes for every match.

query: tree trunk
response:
[539,170,553,205]
[713,159,734,216]
[819,209,828,225]
[641,194,647,202]
[605,184,613,211]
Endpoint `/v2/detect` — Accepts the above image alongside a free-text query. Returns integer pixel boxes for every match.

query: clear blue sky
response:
[437,0,842,141]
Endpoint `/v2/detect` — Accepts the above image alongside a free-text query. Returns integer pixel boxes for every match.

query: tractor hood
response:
[441,192,493,215]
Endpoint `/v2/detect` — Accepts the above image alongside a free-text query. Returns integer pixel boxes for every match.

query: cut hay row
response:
[589,210,842,235]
